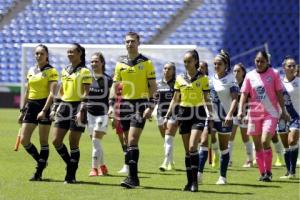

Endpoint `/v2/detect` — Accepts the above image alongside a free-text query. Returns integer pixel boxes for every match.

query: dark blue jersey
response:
[156,78,175,117]
[87,73,113,116]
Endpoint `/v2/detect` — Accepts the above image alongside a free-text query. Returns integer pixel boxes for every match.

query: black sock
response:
[290,147,298,174]
[39,145,49,163]
[185,153,192,185]
[198,148,208,173]
[55,144,70,165]
[128,145,139,178]
[70,148,80,180]
[284,149,291,173]
[123,145,129,165]
[24,143,40,162]
[190,151,199,183]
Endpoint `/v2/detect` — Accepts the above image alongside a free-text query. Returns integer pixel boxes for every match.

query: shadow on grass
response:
[139,170,183,176]
[271,179,300,184]
[42,178,121,187]
[142,185,253,195]
[227,182,281,188]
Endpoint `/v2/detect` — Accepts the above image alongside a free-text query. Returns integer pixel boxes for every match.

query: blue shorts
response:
[289,117,300,131]
[213,121,232,134]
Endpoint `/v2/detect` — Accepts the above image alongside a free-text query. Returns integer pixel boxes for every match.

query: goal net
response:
[21,43,214,106]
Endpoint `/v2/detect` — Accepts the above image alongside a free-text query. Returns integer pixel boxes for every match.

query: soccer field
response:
[0,108,299,200]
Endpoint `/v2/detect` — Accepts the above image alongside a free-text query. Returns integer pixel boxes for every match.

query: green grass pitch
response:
[0,108,299,200]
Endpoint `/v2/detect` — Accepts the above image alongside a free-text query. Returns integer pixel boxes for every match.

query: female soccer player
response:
[210,50,239,184]
[238,51,289,182]
[229,63,253,167]
[198,61,220,169]
[164,50,213,192]
[156,62,178,171]
[87,52,112,176]
[51,43,92,184]
[18,44,58,181]
[278,56,299,179]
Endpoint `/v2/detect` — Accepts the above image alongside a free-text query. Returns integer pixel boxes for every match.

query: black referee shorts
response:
[22,98,51,125]
[54,101,85,132]
[177,106,207,134]
[119,99,148,132]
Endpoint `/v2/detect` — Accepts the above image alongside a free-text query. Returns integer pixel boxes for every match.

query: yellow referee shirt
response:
[114,54,156,100]
[27,64,58,100]
[174,72,210,107]
[61,66,92,102]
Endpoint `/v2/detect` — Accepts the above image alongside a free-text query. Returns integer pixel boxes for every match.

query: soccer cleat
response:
[197,172,203,184]
[159,162,168,172]
[280,172,291,179]
[242,160,253,168]
[274,156,285,167]
[216,176,227,185]
[98,165,108,176]
[258,173,265,181]
[166,162,175,171]
[118,164,129,174]
[288,174,296,179]
[29,172,42,181]
[262,172,272,182]
[88,168,98,177]
[182,183,191,191]
[212,153,220,168]
[190,182,198,192]
[120,177,140,188]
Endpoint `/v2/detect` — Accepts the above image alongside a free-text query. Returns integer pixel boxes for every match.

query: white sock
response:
[92,138,101,169]
[212,142,219,155]
[244,141,253,161]
[165,135,174,164]
[273,141,283,155]
[228,141,234,162]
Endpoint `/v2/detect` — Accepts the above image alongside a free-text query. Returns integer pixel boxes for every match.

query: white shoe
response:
[118,165,129,174]
[197,172,203,184]
[216,176,227,185]
[297,159,300,166]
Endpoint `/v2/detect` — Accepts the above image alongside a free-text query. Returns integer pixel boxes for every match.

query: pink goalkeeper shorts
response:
[247,115,278,136]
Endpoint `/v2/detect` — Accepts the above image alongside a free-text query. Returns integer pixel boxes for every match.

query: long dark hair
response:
[36,44,49,63]
[164,61,176,81]
[235,63,246,79]
[216,49,231,72]
[92,52,106,72]
[255,50,269,63]
[186,49,200,70]
[72,43,86,66]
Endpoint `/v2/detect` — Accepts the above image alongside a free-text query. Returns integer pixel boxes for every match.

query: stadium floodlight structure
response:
[21,43,214,107]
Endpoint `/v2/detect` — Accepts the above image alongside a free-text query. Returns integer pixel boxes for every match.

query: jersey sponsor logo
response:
[255,86,265,100]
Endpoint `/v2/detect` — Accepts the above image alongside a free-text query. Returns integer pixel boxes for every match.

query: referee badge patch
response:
[138,65,143,70]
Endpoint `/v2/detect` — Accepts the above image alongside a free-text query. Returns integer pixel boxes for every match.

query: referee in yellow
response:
[112,32,157,188]
[164,50,213,192]
[19,44,58,181]
[51,43,92,184]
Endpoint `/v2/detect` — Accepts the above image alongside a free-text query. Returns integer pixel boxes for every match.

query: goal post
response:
[21,43,214,107]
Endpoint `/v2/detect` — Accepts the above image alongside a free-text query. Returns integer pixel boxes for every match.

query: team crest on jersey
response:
[292,81,298,87]
[266,77,272,82]
[196,82,201,87]
[222,78,227,84]
[138,65,143,70]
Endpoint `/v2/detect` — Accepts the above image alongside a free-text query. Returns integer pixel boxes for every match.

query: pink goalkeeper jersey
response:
[241,67,283,118]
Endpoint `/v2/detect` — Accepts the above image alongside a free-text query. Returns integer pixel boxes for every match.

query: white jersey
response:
[282,76,300,117]
[211,72,239,121]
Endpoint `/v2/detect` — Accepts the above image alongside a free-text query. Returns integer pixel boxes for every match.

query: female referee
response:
[156,62,178,171]
[238,51,289,182]
[164,50,213,192]
[18,44,58,181]
[87,52,112,176]
[51,43,92,184]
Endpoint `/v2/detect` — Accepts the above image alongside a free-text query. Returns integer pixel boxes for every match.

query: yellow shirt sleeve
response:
[114,63,122,82]
[146,60,156,79]
[47,68,59,82]
[81,68,92,84]
[202,76,210,91]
